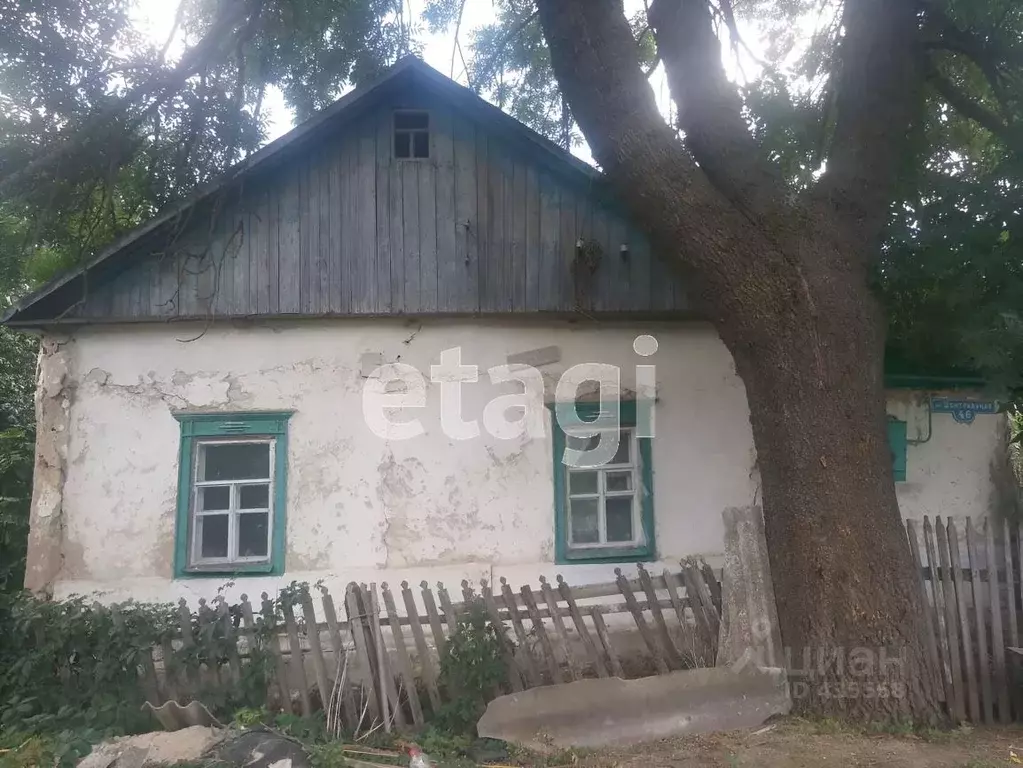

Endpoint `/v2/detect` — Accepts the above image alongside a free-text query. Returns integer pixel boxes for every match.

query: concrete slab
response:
[477,665,790,750]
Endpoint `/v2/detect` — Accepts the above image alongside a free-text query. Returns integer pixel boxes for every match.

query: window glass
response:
[394,111,429,159]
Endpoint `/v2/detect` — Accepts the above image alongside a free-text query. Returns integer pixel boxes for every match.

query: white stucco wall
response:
[40,318,1009,604]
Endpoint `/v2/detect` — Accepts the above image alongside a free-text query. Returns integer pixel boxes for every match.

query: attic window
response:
[394,111,429,159]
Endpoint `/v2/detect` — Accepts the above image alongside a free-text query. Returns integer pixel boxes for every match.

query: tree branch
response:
[816,0,925,244]
[648,0,786,222]
[929,68,1023,154]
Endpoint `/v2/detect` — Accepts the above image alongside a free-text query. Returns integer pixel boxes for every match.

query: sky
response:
[130,0,775,157]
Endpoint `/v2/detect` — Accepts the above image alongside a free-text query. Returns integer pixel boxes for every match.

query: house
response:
[3,57,1013,604]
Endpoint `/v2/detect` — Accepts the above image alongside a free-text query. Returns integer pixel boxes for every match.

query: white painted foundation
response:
[37,318,1008,605]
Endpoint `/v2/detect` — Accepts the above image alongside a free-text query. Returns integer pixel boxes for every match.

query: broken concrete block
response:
[477,665,790,750]
[77,726,225,768]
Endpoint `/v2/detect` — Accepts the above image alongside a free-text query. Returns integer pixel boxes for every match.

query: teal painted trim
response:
[549,400,656,564]
[887,418,908,482]
[173,412,291,579]
[884,374,986,390]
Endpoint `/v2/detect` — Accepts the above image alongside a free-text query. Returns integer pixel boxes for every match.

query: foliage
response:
[434,597,509,735]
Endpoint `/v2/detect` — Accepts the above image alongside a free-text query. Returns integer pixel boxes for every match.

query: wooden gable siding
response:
[74,97,686,321]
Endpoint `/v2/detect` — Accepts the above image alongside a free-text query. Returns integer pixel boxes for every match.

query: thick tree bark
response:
[537,0,942,721]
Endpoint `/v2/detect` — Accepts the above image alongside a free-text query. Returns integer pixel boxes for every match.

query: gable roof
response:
[2,56,604,326]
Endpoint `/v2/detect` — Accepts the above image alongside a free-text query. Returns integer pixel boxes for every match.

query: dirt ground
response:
[560,719,1023,768]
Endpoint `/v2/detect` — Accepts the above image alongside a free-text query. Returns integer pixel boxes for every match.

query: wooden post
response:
[637,564,683,669]
[282,595,312,715]
[500,578,540,687]
[935,519,966,722]
[905,519,945,704]
[539,576,581,681]
[948,517,981,722]
[259,592,294,714]
[402,581,443,710]
[557,574,608,678]
[589,608,624,678]
[615,568,669,675]
[320,586,358,729]
[966,518,993,723]
[520,583,563,684]
[481,579,525,692]
[381,583,424,725]
[986,519,1010,723]
[300,591,331,716]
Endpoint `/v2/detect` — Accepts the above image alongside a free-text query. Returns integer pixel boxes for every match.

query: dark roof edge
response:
[2,56,600,325]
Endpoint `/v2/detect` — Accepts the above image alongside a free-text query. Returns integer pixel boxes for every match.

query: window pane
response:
[238,513,269,558]
[395,112,428,130]
[394,131,411,158]
[239,484,270,510]
[606,497,634,542]
[611,433,631,465]
[201,442,270,481]
[568,471,598,495]
[569,498,599,544]
[199,485,229,511]
[412,131,429,158]
[606,470,633,492]
[566,434,599,452]
[199,515,229,559]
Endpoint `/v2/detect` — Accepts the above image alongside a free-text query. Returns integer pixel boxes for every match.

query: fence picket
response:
[557,575,608,678]
[260,592,294,714]
[420,582,448,659]
[637,564,683,669]
[923,517,955,708]
[1005,520,1019,653]
[437,583,460,636]
[948,518,981,722]
[966,518,994,724]
[701,561,722,615]
[589,608,624,678]
[159,636,180,703]
[520,583,562,684]
[363,584,399,731]
[539,576,581,681]
[217,599,241,683]
[320,586,358,729]
[282,596,312,715]
[905,520,945,703]
[403,581,443,709]
[986,519,1010,723]
[500,578,540,687]
[481,580,525,692]
[616,568,669,675]
[381,583,424,725]
[176,598,199,690]
[344,583,380,722]
[300,591,331,716]
[935,520,966,721]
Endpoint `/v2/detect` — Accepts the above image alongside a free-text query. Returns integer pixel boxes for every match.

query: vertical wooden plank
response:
[482,142,508,311]
[267,185,281,314]
[344,584,380,722]
[451,114,477,311]
[637,563,683,669]
[679,566,714,642]
[700,562,723,615]
[375,115,392,313]
[433,104,457,311]
[365,583,404,729]
[218,599,242,683]
[259,592,294,714]
[437,582,460,636]
[339,139,356,313]
[418,149,438,313]
[282,597,312,715]
[524,164,541,310]
[662,570,689,628]
[402,581,442,711]
[966,518,994,723]
[500,578,540,687]
[923,516,953,699]
[474,128,488,312]
[538,177,560,310]
[301,158,319,313]
[356,122,378,313]
[616,568,670,675]
[590,608,624,678]
[251,187,269,314]
[317,146,332,315]
[539,576,581,680]
[558,187,576,310]
[159,635,180,703]
[986,519,1010,723]
[421,581,448,658]
[520,584,562,684]
[1005,520,1019,652]
[935,520,966,721]
[401,160,421,313]
[381,583,424,725]
[556,575,608,678]
[905,520,945,704]
[320,587,358,729]
[481,580,524,692]
[510,160,527,311]
[176,598,199,692]
[300,591,331,717]
[388,130,406,313]
[948,518,981,722]
[277,169,301,313]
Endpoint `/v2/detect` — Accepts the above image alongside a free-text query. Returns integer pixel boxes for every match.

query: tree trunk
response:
[535,0,943,722]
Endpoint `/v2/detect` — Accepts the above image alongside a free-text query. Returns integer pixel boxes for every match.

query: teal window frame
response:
[887,418,908,482]
[550,400,655,564]
[174,412,291,578]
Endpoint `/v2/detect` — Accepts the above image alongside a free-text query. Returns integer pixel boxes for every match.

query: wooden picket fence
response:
[147,561,722,732]
[906,515,1023,724]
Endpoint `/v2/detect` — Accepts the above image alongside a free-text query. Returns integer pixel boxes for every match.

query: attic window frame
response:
[393,110,430,160]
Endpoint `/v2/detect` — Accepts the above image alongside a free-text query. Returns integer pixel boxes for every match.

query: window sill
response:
[557,545,654,565]
[177,562,279,579]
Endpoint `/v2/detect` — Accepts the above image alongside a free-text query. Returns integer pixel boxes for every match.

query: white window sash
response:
[565,428,642,549]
